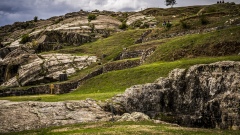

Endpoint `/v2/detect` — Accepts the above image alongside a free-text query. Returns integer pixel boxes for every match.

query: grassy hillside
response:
[1,4,240,102]
[1,55,239,102]
[56,29,145,62]
[1,3,240,134]
[147,26,240,62]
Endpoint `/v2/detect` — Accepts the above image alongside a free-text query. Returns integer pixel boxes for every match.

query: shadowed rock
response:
[0,47,97,87]
[110,61,240,129]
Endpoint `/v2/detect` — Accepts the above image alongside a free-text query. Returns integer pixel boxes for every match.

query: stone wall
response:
[0,85,50,97]
[78,67,103,85]
[140,47,156,63]
[0,82,77,97]
[0,59,141,97]
[120,50,143,60]
[103,59,140,72]
[0,67,103,97]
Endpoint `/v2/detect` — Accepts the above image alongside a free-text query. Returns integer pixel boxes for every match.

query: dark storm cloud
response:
[0,0,75,26]
[0,0,240,26]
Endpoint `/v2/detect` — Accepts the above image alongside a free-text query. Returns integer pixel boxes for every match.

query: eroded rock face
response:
[117,112,150,122]
[0,47,97,87]
[0,99,111,133]
[111,61,240,129]
[34,31,93,53]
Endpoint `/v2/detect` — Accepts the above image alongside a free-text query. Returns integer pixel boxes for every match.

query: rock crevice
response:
[0,99,111,133]
[0,47,97,87]
[110,61,240,129]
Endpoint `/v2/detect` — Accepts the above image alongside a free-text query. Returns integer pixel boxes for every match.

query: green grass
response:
[1,4,240,103]
[145,3,240,33]
[2,121,240,135]
[1,55,239,102]
[56,29,146,63]
[147,26,240,62]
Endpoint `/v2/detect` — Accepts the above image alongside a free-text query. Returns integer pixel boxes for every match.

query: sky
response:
[0,0,239,26]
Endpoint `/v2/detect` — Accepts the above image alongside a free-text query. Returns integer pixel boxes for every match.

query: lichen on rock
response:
[0,47,97,87]
[110,61,240,129]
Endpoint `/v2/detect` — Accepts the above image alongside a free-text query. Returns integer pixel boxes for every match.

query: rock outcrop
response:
[0,99,111,133]
[0,47,97,87]
[117,112,150,122]
[1,61,240,133]
[126,13,156,27]
[0,47,11,59]
[34,31,93,52]
[110,61,240,129]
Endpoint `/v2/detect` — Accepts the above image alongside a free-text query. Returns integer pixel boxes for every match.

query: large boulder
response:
[0,99,111,133]
[117,112,150,122]
[0,47,97,87]
[0,47,11,59]
[110,61,240,129]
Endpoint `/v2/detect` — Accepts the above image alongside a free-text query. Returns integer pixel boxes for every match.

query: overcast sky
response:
[0,0,239,26]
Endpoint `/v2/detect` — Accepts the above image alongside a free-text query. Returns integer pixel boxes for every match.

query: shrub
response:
[19,34,30,44]
[88,14,97,21]
[133,20,143,28]
[54,18,63,24]
[34,16,38,22]
[166,23,172,29]
[140,23,150,29]
[21,22,30,29]
[180,20,190,29]
[119,22,128,30]
[88,23,95,33]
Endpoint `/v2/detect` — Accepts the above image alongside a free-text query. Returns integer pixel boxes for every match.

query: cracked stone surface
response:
[110,61,240,129]
[0,47,97,87]
[0,99,111,133]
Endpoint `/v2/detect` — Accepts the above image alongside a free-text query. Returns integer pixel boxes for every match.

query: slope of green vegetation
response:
[3,121,240,135]
[1,55,239,102]
[146,3,240,31]
[56,29,145,63]
[147,26,240,62]
[1,4,240,134]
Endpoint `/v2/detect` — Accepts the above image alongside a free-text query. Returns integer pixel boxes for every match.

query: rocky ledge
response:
[110,61,240,130]
[0,47,97,87]
[0,61,240,133]
[0,99,111,133]
[0,99,151,133]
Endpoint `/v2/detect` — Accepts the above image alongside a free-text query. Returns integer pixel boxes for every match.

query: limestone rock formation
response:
[0,47,97,87]
[0,99,111,133]
[117,112,150,122]
[0,47,11,59]
[110,61,240,129]
[126,13,156,27]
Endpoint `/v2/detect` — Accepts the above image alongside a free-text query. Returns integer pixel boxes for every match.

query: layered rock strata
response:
[0,47,97,87]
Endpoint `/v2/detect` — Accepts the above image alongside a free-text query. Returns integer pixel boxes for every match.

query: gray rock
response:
[0,47,11,59]
[0,99,111,133]
[0,47,97,87]
[110,61,240,129]
[117,112,150,122]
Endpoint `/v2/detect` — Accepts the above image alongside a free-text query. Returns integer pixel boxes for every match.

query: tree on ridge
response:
[165,0,177,7]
